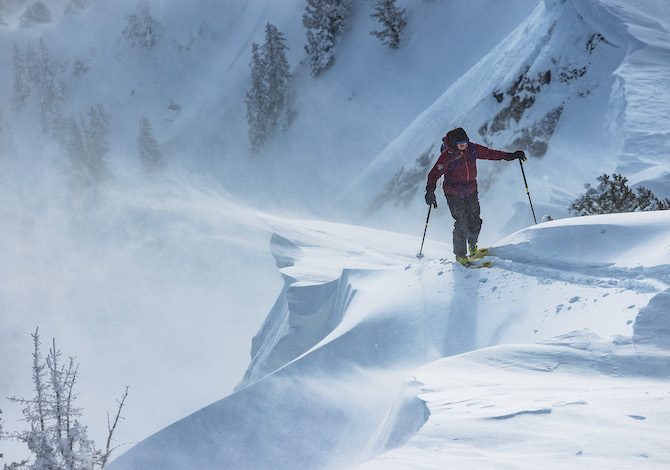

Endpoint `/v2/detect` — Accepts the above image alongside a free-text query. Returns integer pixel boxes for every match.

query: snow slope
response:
[361,331,670,469]
[0,0,536,464]
[109,210,670,469]
[602,0,670,194]
[0,0,537,206]
[2,0,669,467]
[341,0,670,241]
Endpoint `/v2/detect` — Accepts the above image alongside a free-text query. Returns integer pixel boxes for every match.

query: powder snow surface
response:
[110,210,670,469]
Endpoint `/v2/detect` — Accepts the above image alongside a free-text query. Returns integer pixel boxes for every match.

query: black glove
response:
[506,150,527,162]
[424,190,437,207]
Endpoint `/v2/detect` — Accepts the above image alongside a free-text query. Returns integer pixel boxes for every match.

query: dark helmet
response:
[446,127,469,148]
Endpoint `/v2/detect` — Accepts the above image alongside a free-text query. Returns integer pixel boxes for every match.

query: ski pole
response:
[416,202,436,259]
[519,159,538,224]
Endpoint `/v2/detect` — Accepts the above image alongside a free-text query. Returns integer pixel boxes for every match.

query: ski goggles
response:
[455,140,469,145]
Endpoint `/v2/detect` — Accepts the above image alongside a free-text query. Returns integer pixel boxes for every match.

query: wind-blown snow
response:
[360,331,670,469]
[596,0,670,194]
[1,0,538,464]
[0,176,283,463]
[110,209,670,469]
[2,0,669,468]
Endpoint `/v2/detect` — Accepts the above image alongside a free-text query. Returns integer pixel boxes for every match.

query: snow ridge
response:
[361,330,670,469]
[109,210,670,469]
[238,233,356,388]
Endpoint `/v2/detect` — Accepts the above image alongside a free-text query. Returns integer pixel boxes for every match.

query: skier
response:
[424,127,526,266]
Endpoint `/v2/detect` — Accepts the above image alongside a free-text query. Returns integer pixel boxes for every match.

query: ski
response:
[467,260,493,269]
[456,258,493,269]
[455,248,494,268]
[468,247,489,260]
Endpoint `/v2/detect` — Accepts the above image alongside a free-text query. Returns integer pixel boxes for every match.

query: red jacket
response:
[427,141,511,197]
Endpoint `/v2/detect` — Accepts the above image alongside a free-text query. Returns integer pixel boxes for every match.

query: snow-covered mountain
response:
[342,0,670,241]
[0,0,537,462]
[109,210,670,469]
[0,0,538,207]
[2,0,669,468]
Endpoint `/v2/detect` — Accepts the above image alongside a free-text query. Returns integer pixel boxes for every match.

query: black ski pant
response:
[446,192,482,258]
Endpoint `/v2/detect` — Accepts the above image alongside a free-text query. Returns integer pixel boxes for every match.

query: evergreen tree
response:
[64,117,87,169]
[33,39,66,135]
[635,186,670,211]
[0,409,4,459]
[370,0,407,49]
[64,105,110,189]
[246,42,269,150]
[20,1,53,27]
[138,116,162,172]
[262,23,293,132]
[82,104,110,180]
[122,2,160,49]
[245,24,295,150]
[303,0,351,76]
[13,43,30,111]
[84,106,109,156]
[570,173,670,215]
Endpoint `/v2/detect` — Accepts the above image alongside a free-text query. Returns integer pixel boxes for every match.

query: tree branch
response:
[99,386,128,468]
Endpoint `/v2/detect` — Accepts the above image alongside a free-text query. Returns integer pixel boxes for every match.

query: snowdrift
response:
[110,210,670,469]
[361,330,670,469]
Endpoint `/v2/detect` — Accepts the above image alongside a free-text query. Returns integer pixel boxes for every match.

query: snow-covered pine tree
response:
[635,186,670,211]
[597,174,636,213]
[0,409,4,459]
[262,23,293,132]
[63,105,110,190]
[246,24,295,150]
[82,104,110,180]
[20,1,53,27]
[2,328,128,469]
[370,0,407,49]
[570,173,670,215]
[122,2,160,49]
[32,39,66,135]
[303,0,352,76]
[138,116,162,172]
[246,42,269,150]
[64,117,87,174]
[12,43,30,111]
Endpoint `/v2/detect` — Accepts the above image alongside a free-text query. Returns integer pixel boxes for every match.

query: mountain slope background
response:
[0,0,537,207]
[343,0,670,240]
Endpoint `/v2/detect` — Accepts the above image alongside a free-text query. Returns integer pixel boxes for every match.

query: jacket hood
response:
[445,127,470,149]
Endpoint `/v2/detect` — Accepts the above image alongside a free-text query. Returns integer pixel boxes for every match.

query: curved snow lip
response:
[238,268,357,389]
[238,215,433,389]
